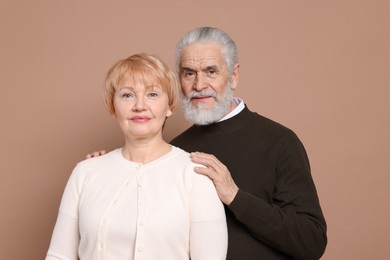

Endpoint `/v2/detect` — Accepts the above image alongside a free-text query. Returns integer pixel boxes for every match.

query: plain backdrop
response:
[1,0,389,259]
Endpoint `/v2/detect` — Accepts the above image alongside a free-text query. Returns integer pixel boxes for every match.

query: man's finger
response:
[86,150,107,159]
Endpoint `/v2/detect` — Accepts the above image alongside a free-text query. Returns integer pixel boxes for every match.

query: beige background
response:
[1,0,389,259]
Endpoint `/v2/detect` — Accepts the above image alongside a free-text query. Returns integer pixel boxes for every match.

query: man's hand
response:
[190,152,239,205]
[86,150,107,159]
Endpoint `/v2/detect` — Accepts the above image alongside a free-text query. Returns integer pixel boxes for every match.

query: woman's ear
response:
[111,110,117,118]
[166,109,173,118]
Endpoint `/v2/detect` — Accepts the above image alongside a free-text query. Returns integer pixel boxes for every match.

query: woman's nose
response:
[133,97,146,111]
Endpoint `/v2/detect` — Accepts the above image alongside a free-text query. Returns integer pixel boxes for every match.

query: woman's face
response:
[113,79,172,141]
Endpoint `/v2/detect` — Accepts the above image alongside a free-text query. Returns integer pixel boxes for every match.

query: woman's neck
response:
[121,138,171,164]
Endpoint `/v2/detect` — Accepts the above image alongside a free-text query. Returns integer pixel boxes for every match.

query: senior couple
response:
[46,27,327,259]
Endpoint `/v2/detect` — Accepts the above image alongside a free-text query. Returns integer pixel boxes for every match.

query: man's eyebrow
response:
[180,65,218,71]
[202,65,218,71]
[179,66,196,71]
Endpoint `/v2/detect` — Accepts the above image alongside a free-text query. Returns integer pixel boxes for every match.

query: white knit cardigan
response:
[46,147,227,260]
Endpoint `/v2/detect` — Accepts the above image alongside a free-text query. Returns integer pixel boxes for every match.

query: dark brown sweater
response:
[170,106,327,259]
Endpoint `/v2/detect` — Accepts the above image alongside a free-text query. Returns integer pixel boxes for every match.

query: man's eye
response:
[207,69,217,76]
[183,71,195,77]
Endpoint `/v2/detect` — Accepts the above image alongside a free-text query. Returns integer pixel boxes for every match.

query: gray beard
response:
[181,84,234,125]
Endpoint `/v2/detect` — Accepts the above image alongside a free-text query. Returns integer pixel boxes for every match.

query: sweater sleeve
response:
[188,164,228,260]
[46,164,82,260]
[228,133,327,259]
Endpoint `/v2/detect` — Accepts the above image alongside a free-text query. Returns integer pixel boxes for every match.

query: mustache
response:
[187,90,217,99]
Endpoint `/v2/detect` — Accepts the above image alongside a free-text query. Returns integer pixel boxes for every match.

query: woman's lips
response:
[131,116,151,122]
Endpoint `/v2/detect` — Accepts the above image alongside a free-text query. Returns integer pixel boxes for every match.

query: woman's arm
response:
[189,168,228,260]
[46,165,82,260]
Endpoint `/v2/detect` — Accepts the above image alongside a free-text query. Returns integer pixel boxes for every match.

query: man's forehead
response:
[180,43,225,69]
[180,56,220,68]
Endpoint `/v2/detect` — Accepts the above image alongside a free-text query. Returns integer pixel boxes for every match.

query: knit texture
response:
[171,106,327,259]
[46,147,227,260]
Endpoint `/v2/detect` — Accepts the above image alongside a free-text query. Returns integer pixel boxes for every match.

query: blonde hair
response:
[103,53,180,115]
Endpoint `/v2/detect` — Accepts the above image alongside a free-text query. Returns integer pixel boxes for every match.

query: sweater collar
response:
[192,105,254,134]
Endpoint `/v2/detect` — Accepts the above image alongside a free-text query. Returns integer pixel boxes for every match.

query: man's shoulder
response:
[248,111,294,135]
[170,125,197,143]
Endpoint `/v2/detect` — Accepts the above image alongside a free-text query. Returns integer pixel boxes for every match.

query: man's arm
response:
[190,135,327,259]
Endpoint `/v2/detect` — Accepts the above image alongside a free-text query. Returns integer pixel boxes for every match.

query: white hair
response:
[175,27,239,74]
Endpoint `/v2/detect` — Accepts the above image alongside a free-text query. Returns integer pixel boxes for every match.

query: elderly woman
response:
[46,53,227,260]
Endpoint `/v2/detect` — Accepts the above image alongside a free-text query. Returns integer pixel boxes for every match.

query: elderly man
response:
[89,27,327,259]
[170,27,327,259]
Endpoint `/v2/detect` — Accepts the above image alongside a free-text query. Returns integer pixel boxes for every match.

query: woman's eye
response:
[148,92,158,97]
[122,93,132,98]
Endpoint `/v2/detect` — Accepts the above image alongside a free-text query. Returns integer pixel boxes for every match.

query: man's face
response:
[179,42,239,125]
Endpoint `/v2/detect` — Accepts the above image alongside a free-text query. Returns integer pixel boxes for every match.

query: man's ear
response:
[230,63,240,90]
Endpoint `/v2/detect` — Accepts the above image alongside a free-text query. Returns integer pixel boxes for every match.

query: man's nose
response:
[193,73,209,91]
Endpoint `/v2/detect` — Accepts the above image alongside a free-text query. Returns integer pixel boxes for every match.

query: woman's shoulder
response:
[169,146,205,171]
[168,146,191,163]
[74,148,124,174]
[68,148,129,186]
[168,147,214,186]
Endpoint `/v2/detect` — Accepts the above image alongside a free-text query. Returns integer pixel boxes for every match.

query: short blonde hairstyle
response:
[103,53,180,115]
